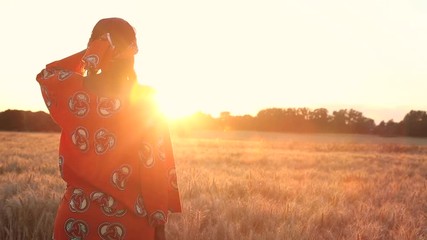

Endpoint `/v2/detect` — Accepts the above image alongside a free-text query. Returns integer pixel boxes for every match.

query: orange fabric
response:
[83,35,115,72]
[36,38,181,240]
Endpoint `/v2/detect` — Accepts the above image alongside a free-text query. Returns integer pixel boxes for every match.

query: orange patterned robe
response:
[36,40,181,240]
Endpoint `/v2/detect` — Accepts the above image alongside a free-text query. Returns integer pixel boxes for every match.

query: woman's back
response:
[36,18,181,240]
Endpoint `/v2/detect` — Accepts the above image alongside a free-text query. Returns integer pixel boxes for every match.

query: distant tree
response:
[256,108,286,131]
[347,109,375,134]
[330,109,348,133]
[220,111,232,131]
[229,114,255,131]
[373,121,386,135]
[189,112,218,130]
[293,108,310,132]
[385,119,401,136]
[308,108,329,132]
[327,109,374,134]
[401,110,427,137]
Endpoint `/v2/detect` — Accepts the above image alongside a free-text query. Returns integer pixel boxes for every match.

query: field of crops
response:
[0,131,426,240]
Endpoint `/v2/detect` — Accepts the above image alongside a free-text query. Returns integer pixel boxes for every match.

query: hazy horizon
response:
[0,105,420,125]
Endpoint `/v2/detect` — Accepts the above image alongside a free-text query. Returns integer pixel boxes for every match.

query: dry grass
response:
[0,131,426,240]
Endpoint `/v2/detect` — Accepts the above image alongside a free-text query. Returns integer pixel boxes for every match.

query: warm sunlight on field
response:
[0,131,426,240]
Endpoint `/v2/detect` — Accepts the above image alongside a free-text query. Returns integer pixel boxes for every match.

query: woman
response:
[36,18,181,240]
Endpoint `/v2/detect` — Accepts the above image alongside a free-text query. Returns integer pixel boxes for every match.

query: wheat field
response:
[0,131,426,240]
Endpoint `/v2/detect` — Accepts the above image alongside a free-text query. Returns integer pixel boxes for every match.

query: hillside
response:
[0,110,60,132]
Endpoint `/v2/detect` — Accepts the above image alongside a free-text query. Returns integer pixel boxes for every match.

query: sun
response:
[129,84,189,120]
[151,88,196,120]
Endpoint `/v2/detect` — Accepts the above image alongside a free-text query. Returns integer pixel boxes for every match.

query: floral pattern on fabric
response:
[94,128,116,155]
[71,127,90,152]
[111,165,131,191]
[97,97,121,117]
[68,92,90,117]
[69,189,90,213]
[138,142,155,168]
[90,192,127,217]
[135,194,148,217]
[98,222,126,240]
[64,218,89,239]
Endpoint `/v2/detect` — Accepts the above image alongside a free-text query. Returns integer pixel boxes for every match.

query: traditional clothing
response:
[36,35,181,240]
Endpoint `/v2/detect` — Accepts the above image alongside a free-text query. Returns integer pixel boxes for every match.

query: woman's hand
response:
[155,225,166,240]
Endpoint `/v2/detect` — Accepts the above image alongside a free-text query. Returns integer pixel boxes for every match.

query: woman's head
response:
[89,17,137,54]
[86,18,138,86]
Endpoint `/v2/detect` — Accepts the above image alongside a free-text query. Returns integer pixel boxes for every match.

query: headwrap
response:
[83,18,138,73]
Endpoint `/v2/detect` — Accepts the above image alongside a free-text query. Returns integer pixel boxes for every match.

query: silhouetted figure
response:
[36,18,181,240]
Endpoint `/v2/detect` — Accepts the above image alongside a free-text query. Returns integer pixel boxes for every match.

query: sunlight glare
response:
[153,88,196,120]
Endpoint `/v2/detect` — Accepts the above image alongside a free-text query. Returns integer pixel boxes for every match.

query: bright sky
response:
[1,0,426,123]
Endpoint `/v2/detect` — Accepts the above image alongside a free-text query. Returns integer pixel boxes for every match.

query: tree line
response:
[1,108,427,137]
[172,108,427,137]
